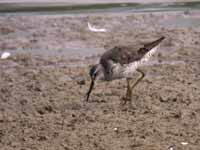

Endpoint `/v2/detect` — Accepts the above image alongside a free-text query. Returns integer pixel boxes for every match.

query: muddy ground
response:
[0,11,200,150]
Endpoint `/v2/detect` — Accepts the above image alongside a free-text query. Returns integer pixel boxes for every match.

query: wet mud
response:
[0,11,200,150]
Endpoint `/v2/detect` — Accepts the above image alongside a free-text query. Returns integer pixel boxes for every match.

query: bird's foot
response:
[119,97,136,111]
[120,96,131,105]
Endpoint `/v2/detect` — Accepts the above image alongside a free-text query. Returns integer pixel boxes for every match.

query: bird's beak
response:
[85,78,95,101]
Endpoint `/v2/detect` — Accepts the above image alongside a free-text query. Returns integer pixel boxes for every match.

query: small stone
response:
[114,127,118,132]
[168,145,175,150]
[181,142,188,145]
[75,77,85,85]
[169,147,174,150]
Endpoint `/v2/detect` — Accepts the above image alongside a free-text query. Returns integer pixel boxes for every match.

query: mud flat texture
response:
[0,11,200,150]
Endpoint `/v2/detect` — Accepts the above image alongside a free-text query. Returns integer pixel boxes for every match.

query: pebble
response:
[114,127,118,132]
[75,77,85,85]
[181,142,188,145]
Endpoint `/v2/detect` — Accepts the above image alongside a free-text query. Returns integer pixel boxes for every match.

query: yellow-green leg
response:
[121,69,145,106]
[130,69,145,91]
[121,78,132,105]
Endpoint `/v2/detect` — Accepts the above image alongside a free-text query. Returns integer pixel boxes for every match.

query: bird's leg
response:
[130,69,145,90]
[121,78,132,105]
[129,69,145,107]
[120,69,145,106]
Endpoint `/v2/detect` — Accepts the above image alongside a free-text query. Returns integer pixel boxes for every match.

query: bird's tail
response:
[144,36,165,50]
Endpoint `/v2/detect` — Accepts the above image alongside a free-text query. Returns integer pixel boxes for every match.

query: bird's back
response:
[101,36,165,66]
[100,37,165,80]
[101,45,141,66]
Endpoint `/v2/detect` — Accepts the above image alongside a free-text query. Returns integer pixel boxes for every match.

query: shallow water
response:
[1,1,200,28]
[1,1,200,14]
[5,47,105,59]
[161,17,200,28]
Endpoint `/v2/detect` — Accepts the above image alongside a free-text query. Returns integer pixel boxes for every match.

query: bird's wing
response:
[100,46,140,66]
[100,37,165,73]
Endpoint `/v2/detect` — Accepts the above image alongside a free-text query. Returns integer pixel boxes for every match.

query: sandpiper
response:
[85,36,165,105]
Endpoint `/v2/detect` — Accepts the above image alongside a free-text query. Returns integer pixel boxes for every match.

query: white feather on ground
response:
[88,22,107,32]
[181,142,188,145]
[1,52,11,59]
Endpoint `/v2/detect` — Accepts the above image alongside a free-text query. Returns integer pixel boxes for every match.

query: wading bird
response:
[85,36,165,105]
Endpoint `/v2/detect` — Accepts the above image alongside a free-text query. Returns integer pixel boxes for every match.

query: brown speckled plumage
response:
[100,37,165,75]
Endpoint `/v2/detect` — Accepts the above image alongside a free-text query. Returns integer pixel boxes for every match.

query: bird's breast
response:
[108,63,125,80]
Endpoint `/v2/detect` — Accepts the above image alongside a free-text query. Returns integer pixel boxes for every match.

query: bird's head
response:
[89,64,104,81]
[85,64,104,101]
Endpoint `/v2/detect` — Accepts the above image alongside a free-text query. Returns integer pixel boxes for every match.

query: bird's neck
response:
[96,64,106,81]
